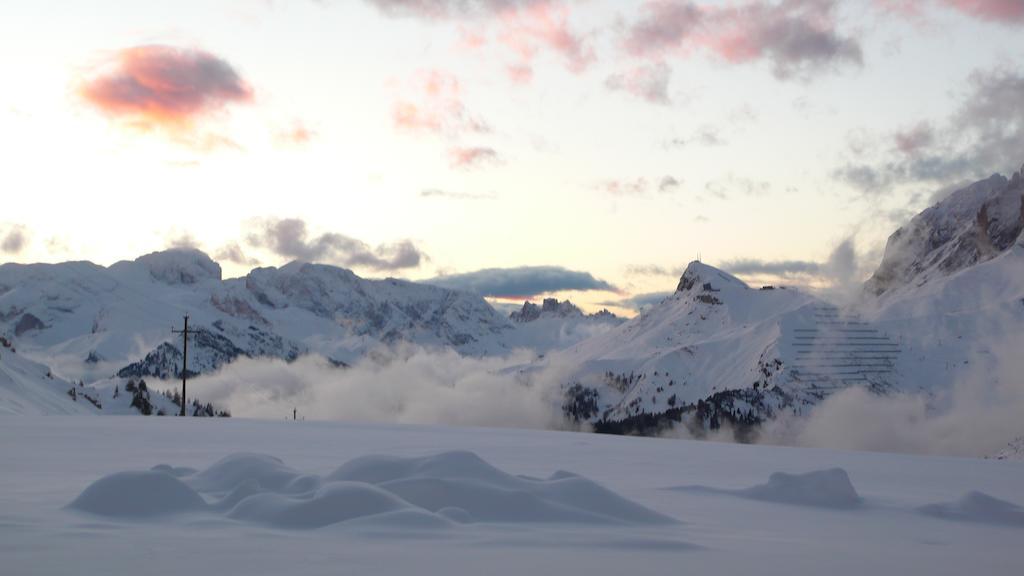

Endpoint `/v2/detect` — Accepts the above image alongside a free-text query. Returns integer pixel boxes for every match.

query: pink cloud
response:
[392,70,489,136]
[371,1,592,82]
[276,121,316,145]
[941,0,1024,23]
[80,45,252,130]
[506,63,535,84]
[497,2,595,78]
[366,0,548,19]
[448,146,500,168]
[875,0,1024,24]
[624,0,862,80]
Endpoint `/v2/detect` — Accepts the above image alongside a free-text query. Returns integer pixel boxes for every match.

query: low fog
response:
[759,333,1024,458]
[186,334,1023,458]
[189,346,573,430]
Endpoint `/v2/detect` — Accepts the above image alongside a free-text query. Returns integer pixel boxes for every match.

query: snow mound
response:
[67,471,207,518]
[150,464,197,478]
[672,468,862,509]
[920,491,1024,527]
[189,453,307,494]
[341,508,457,529]
[67,451,674,529]
[327,450,515,486]
[741,469,862,508]
[226,482,413,529]
[328,451,675,524]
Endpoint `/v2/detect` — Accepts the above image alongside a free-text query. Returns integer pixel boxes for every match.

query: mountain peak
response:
[134,248,222,285]
[676,261,748,293]
[866,167,1024,296]
[1012,162,1024,189]
[509,298,620,323]
[511,298,583,322]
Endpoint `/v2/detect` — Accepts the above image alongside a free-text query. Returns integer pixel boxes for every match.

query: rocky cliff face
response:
[511,298,582,322]
[866,164,1024,296]
[510,298,619,323]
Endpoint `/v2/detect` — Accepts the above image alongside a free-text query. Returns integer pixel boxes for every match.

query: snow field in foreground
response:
[2,416,1023,576]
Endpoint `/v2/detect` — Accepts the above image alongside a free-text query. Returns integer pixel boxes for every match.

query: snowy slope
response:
[0,338,217,417]
[855,164,1024,399]
[991,437,1024,461]
[0,346,97,415]
[1,416,1021,576]
[860,241,1024,396]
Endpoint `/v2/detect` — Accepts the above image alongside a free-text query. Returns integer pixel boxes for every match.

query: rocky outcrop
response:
[14,313,45,337]
[866,165,1024,296]
[511,298,583,322]
[117,327,248,379]
[510,298,619,323]
[675,261,748,293]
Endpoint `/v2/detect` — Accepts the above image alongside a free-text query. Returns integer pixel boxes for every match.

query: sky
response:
[1,0,1023,315]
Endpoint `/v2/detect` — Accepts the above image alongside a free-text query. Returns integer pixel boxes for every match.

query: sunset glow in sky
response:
[2,0,1023,314]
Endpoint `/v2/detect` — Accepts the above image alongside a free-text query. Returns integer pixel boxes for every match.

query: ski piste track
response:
[784,306,901,400]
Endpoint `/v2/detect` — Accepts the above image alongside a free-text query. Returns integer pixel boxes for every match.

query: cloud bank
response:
[427,266,616,298]
[835,66,1024,194]
[601,291,674,312]
[720,238,868,301]
[246,218,425,271]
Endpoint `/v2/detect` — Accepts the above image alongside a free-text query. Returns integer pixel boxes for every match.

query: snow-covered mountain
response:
[550,163,1024,437]
[0,249,516,388]
[550,261,902,433]
[858,163,1024,395]
[5,164,1024,436]
[866,165,1024,296]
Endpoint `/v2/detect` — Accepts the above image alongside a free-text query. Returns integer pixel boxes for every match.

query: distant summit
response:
[675,261,748,293]
[510,298,618,323]
[116,248,223,285]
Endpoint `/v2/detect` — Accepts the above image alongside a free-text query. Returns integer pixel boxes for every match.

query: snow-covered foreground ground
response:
[1,417,1022,575]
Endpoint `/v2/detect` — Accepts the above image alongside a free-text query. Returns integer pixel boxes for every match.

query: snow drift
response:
[920,491,1024,528]
[67,451,676,529]
[671,467,862,509]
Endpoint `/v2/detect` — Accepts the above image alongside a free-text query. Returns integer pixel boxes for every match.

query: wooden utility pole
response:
[172,315,197,417]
